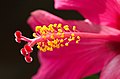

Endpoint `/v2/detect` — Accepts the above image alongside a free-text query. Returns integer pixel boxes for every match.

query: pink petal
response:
[32,40,116,79]
[27,10,66,31]
[54,0,120,29]
[27,10,117,79]
[100,55,120,79]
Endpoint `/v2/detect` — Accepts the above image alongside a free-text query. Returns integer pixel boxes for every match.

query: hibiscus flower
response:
[14,0,120,79]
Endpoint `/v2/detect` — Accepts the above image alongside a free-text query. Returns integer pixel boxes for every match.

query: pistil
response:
[14,23,120,63]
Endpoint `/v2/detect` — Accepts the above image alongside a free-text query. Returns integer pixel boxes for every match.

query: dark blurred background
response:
[0,0,83,79]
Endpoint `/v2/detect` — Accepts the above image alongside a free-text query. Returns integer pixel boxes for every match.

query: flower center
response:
[33,23,81,52]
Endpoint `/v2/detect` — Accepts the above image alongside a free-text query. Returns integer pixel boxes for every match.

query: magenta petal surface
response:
[100,55,120,79]
[27,10,65,31]
[54,0,120,29]
[27,10,117,79]
[33,40,116,79]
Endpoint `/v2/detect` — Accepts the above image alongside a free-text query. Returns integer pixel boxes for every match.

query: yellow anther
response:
[64,25,69,28]
[47,47,53,51]
[42,48,47,52]
[37,45,40,49]
[33,33,38,38]
[58,29,62,33]
[57,32,61,36]
[63,25,69,31]
[42,42,45,47]
[49,47,53,51]
[39,47,42,50]
[60,39,64,43]
[37,42,41,46]
[73,26,76,31]
[51,29,54,33]
[61,33,64,38]
[42,35,46,39]
[43,25,47,30]
[71,37,75,40]
[77,36,80,39]
[53,23,57,27]
[50,34,54,39]
[41,31,46,35]
[40,28,44,33]
[71,33,75,37]
[60,44,64,47]
[40,47,44,52]
[53,40,58,45]
[47,41,50,46]
[56,39,59,42]
[76,40,79,44]
[47,47,50,51]
[44,45,48,48]
[48,27,50,31]
[52,45,56,48]
[47,41,52,46]
[68,38,72,42]
[57,23,62,28]
[55,44,60,48]
[35,26,41,31]
[48,24,53,27]
[47,24,54,32]
[65,43,69,46]
[48,24,54,31]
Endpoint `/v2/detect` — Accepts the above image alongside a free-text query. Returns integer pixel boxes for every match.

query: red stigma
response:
[24,56,33,63]
[24,45,33,53]
[15,31,22,38]
[20,48,28,56]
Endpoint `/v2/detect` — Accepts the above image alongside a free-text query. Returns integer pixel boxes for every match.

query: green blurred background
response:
[0,0,99,79]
